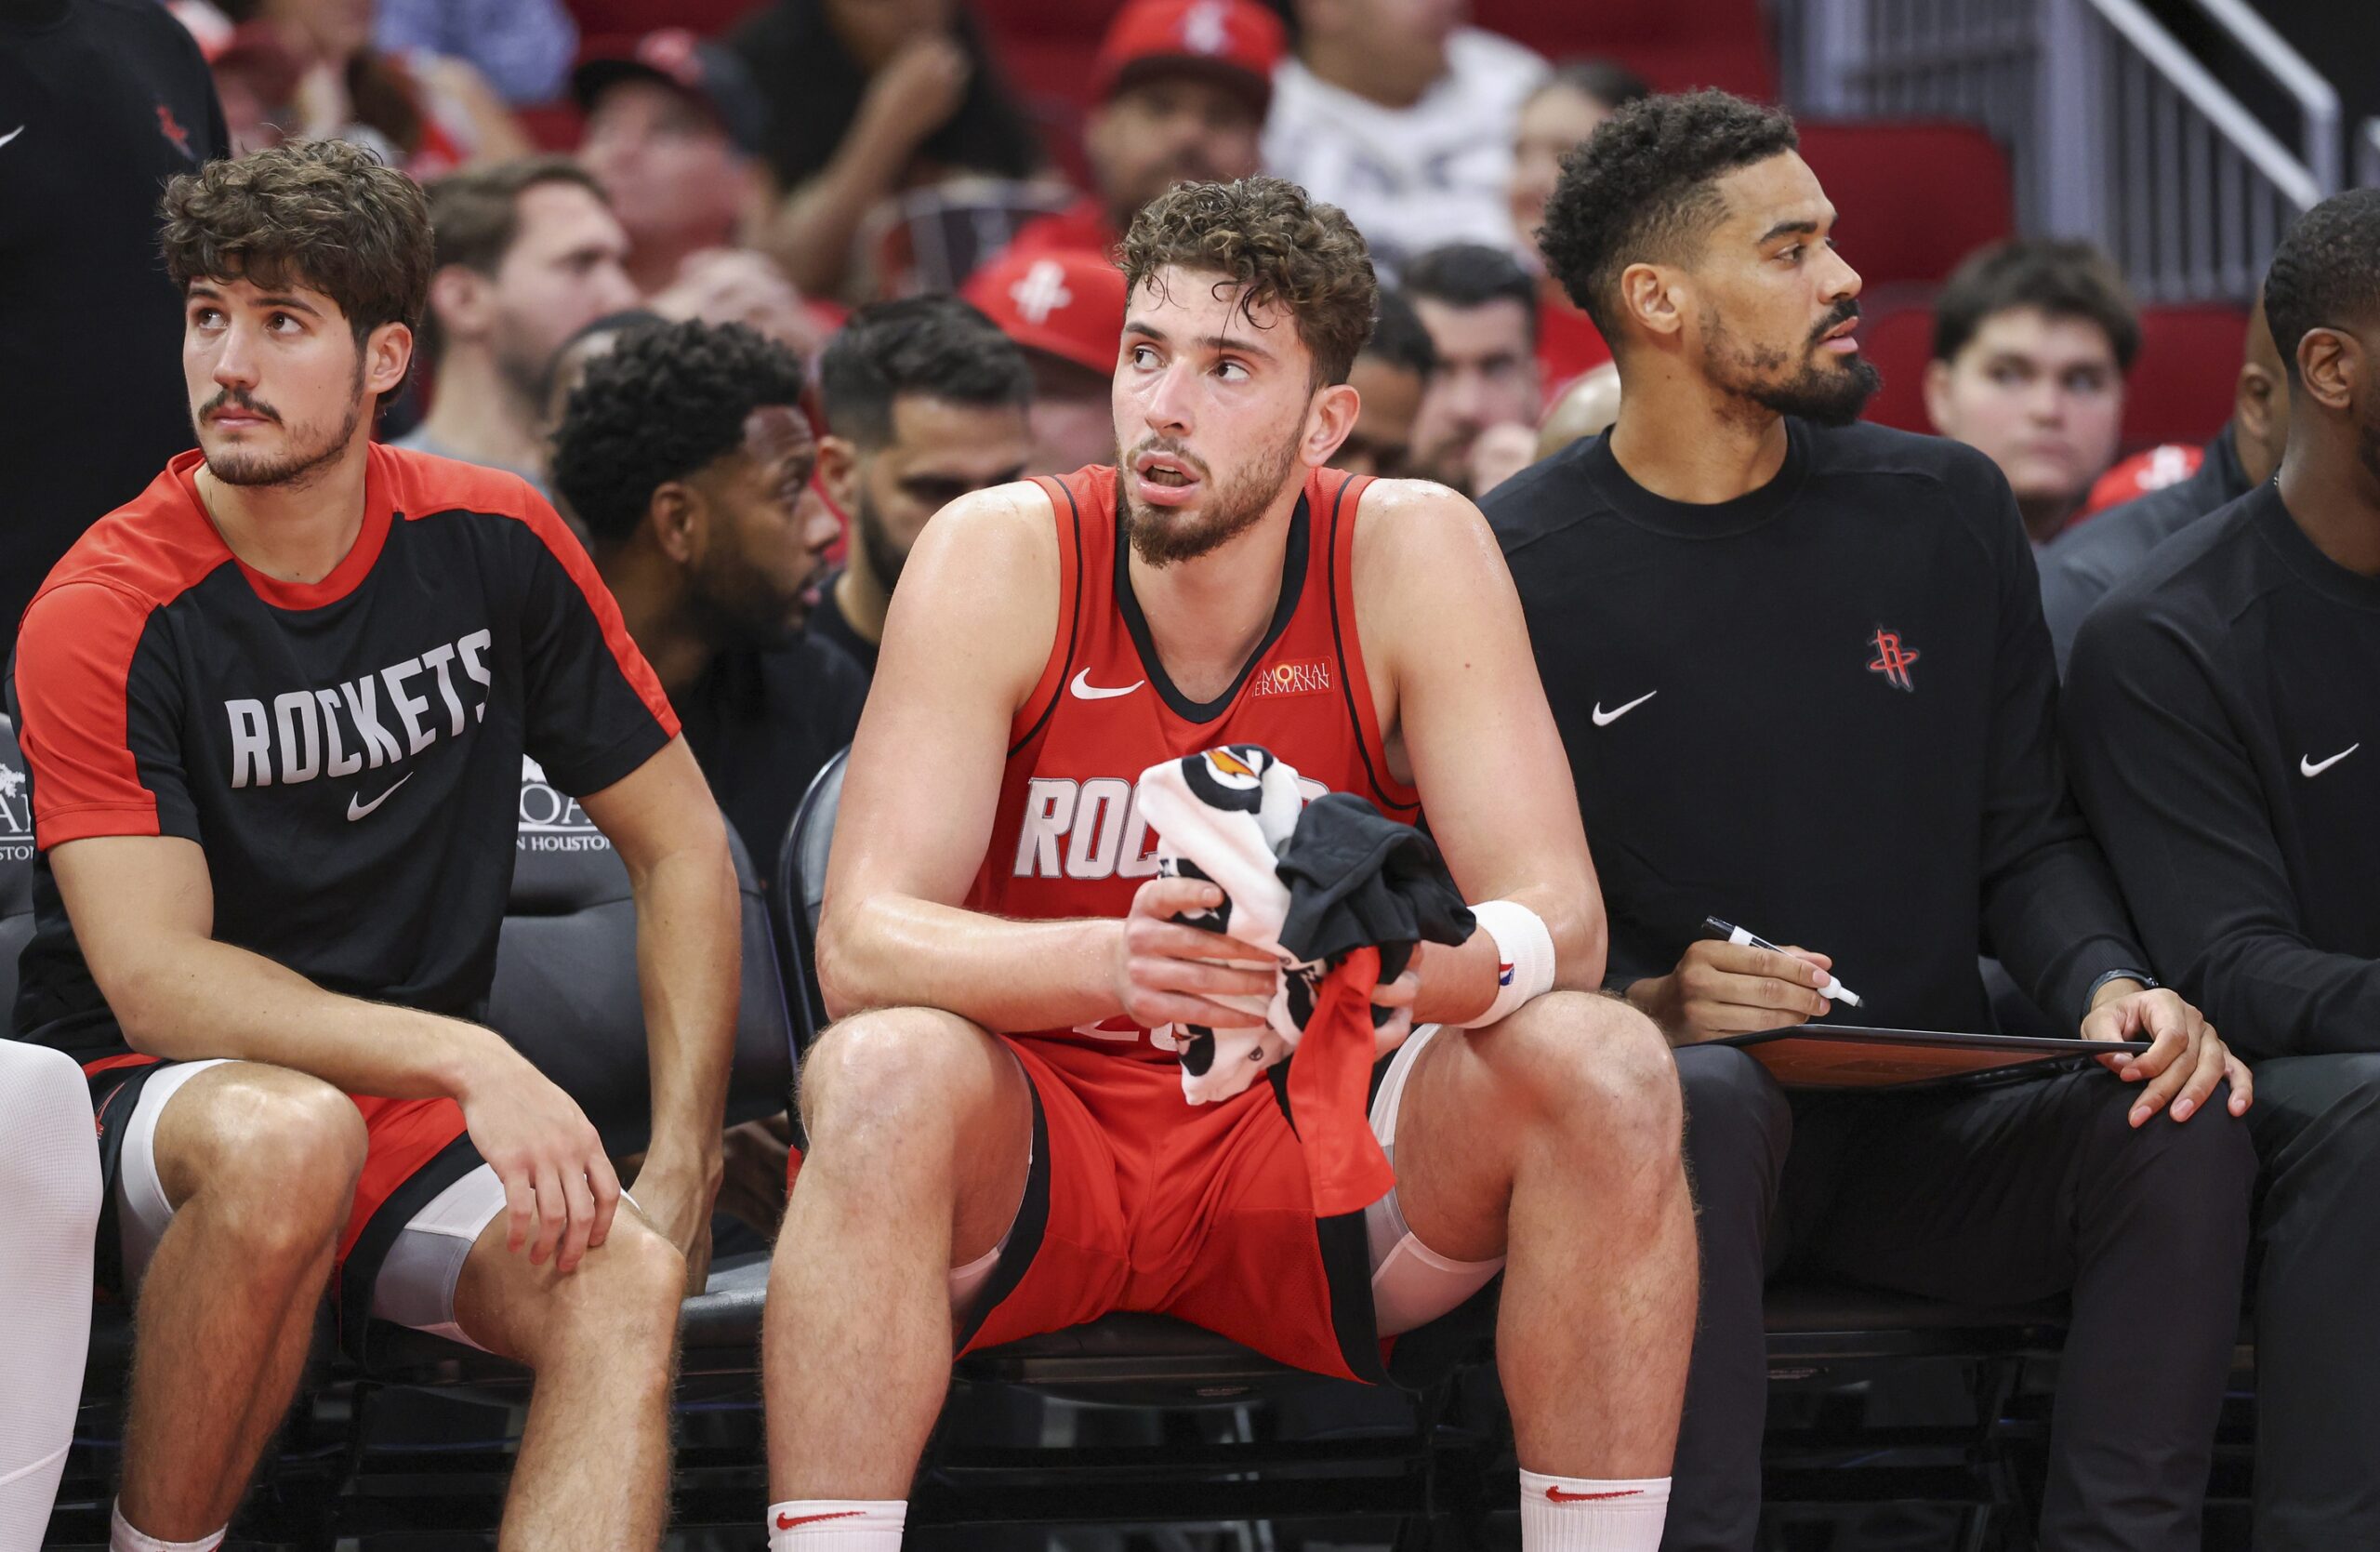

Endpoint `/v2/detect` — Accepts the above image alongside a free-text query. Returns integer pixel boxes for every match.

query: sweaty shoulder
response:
[1351,476,1505,586]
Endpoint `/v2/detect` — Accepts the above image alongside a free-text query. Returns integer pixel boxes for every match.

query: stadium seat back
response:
[773,747,847,1052]
[2125,303,2246,450]
[0,716,33,1023]
[1856,298,1940,434]
[493,756,792,1150]
[1795,122,2016,289]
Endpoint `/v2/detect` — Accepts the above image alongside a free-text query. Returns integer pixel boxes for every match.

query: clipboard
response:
[1716,1027,2150,1090]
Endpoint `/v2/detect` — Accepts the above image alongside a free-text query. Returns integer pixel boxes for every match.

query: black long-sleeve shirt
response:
[2063,483,2380,1059]
[1485,419,2146,1032]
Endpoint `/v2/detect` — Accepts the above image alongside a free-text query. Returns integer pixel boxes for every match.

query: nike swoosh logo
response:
[2301,743,2360,777]
[346,772,413,820]
[775,1510,862,1530]
[1546,1486,1645,1502]
[0,127,20,150]
[1591,690,1657,726]
[1069,670,1144,701]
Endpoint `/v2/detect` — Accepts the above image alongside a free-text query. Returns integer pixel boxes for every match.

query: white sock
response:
[110,1502,226,1552]
[766,1498,906,1550]
[1518,1468,1670,1551]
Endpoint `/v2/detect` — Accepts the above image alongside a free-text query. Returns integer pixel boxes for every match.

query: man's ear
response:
[1303,381,1361,469]
[816,435,861,509]
[2235,360,2278,440]
[647,480,701,565]
[2297,328,2357,416]
[1618,261,1687,348]
[1922,358,1957,435]
[364,322,415,400]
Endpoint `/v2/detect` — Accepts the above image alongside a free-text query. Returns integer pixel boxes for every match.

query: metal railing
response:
[1779,0,2341,302]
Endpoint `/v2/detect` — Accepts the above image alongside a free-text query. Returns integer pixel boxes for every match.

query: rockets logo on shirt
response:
[225,628,494,789]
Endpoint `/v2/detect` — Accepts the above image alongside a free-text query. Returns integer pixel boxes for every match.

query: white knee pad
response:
[0,1042,104,1548]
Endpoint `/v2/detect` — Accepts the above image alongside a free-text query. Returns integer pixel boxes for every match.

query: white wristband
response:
[1458,899,1556,1028]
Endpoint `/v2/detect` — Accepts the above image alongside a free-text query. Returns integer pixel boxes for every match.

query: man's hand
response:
[1626,939,1836,1045]
[1113,877,1283,1031]
[629,1149,721,1293]
[2082,980,2253,1126]
[456,1047,619,1275]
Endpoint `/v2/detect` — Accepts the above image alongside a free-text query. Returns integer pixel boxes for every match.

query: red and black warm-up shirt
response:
[7,444,680,1063]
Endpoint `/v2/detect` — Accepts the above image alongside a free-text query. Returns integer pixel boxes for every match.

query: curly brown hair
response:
[160,139,433,387]
[1119,177,1378,388]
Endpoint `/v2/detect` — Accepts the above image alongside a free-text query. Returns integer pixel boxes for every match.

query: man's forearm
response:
[820,895,1120,1033]
[631,842,743,1165]
[111,936,505,1096]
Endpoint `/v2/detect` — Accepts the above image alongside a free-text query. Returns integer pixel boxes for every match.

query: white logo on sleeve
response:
[2301,743,2360,778]
[1591,690,1658,727]
[1068,670,1144,701]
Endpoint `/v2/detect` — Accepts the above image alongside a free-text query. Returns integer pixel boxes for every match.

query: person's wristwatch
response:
[2087,968,2162,1004]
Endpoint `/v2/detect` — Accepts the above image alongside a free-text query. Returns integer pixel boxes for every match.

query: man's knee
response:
[541,1215,687,1353]
[800,1007,1000,1149]
[2089,1075,2258,1217]
[1497,991,1684,1169]
[163,1067,365,1249]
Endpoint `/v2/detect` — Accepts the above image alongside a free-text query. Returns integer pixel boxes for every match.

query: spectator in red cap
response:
[964,246,1131,476]
[1003,0,1285,265]
[733,0,1043,298]
[576,30,772,298]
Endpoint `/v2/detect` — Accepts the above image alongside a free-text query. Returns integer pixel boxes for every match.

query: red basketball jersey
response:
[966,465,1422,1057]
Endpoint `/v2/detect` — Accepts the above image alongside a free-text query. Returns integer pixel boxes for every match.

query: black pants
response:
[1662,1044,2256,1552]
[2244,1054,2380,1550]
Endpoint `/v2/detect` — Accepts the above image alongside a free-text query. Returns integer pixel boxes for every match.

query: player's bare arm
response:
[52,833,621,1272]
[1353,476,1611,1020]
[816,480,1281,1032]
[576,735,744,1280]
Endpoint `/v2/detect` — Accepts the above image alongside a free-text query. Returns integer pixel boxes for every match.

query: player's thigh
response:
[147,1059,365,1215]
[796,1006,1033,1254]
[1388,992,1681,1262]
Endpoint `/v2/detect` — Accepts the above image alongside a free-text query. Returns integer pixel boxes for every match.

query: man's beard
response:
[853,483,909,595]
[1119,428,1302,568]
[197,356,367,489]
[687,541,803,654]
[1703,299,1881,428]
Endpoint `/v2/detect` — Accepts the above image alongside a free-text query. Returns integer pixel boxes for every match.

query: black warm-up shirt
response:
[1485,419,2146,1032]
[2063,484,2380,1059]
[2038,424,2252,674]
[0,0,227,665]
[806,568,879,679]
[675,631,867,859]
[7,446,680,1063]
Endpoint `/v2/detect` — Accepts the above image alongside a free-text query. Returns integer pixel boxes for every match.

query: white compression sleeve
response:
[0,1042,102,1550]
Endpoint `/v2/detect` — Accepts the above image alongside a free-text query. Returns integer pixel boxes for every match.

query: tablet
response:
[1716,1027,2152,1090]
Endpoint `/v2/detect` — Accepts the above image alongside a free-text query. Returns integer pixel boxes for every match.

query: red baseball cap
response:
[965,247,1130,378]
[1091,0,1286,116]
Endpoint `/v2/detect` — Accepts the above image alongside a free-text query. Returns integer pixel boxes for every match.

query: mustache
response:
[200,386,281,423]
[1128,437,1211,480]
[1810,299,1861,347]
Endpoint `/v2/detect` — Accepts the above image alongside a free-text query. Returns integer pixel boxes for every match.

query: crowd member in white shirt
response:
[1262,0,1545,268]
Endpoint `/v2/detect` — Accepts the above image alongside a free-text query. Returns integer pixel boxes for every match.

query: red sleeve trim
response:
[15,582,166,850]
[512,490,681,741]
[1007,475,1082,754]
[1325,471,1421,815]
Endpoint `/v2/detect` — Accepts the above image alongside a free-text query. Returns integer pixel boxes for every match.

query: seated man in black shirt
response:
[2064,188,2380,1552]
[811,296,1033,678]
[1480,91,2256,1552]
[555,318,865,858]
[2039,291,2289,672]
[9,139,740,1552]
